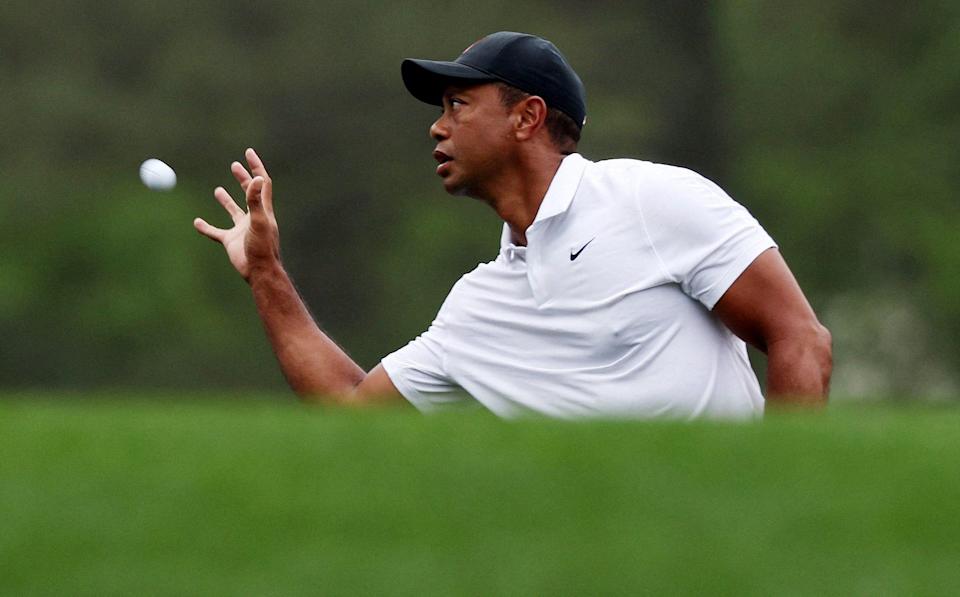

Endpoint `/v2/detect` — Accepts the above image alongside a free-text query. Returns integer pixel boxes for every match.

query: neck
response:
[482,149,567,246]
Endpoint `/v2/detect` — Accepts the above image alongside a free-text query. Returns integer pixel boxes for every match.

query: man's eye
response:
[440,98,464,115]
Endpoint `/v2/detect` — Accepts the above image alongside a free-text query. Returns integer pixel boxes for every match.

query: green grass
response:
[1,396,958,596]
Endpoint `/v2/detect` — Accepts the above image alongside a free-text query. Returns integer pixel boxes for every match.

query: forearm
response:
[249,262,366,399]
[764,327,833,407]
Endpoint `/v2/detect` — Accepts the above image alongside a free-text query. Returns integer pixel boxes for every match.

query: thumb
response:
[260,176,274,214]
[246,176,264,210]
[246,177,269,232]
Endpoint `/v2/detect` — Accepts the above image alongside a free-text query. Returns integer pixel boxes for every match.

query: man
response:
[194,32,832,418]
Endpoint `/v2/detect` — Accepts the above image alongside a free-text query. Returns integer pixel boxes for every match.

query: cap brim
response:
[401,59,495,106]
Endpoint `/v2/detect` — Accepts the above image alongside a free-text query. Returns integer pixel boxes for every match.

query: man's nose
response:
[430,116,448,141]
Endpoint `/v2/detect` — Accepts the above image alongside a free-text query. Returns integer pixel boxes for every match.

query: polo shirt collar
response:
[534,152,588,223]
[500,152,589,250]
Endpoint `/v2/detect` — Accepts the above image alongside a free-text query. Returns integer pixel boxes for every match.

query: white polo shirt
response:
[381,153,776,419]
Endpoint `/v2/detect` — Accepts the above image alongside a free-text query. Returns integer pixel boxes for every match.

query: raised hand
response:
[194,148,280,282]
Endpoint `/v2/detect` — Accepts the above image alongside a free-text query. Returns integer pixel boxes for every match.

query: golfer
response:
[194,32,832,418]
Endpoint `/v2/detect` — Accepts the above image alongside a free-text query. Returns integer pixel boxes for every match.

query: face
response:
[429,82,516,197]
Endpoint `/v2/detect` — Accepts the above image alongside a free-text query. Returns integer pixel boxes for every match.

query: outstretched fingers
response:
[231,161,252,191]
[238,148,274,213]
[195,150,274,246]
[245,148,270,181]
[193,217,227,243]
[214,186,245,223]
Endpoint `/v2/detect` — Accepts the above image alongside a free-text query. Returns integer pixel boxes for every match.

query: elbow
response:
[294,385,362,407]
[815,322,833,396]
[291,384,330,405]
[766,320,833,404]
[799,320,833,398]
[288,373,367,407]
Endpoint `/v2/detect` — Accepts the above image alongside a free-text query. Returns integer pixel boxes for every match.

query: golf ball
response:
[139,158,177,191]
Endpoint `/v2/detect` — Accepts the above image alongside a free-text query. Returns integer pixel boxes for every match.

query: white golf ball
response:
[139,158,177,191]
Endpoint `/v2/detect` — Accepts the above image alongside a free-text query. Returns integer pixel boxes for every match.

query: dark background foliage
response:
[1,1,957,399]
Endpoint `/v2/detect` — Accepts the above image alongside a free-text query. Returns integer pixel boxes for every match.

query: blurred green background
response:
[1,1,958,400]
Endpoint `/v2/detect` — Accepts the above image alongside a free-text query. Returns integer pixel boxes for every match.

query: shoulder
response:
[586,157,694,179]
[578,157,727,214]
[583,157,717,193]
[584,157,649,183]
[573,158,647,208]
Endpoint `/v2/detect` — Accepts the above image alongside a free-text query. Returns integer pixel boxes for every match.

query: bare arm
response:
[193,148,405,406]
[712,248,832,407]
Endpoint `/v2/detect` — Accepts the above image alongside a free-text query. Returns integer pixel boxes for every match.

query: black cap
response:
[401,32,587,129]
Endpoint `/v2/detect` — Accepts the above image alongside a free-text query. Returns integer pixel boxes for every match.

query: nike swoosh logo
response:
[570,238,596,261]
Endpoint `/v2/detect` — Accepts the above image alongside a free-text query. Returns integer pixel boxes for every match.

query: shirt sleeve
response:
[635,165,777,310]
[380,317,470,413]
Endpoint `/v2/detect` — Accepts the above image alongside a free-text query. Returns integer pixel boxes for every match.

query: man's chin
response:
[438,171,484,199]
[440,176,469,197]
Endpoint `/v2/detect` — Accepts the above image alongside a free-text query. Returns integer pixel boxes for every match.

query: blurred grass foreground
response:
[2,396,959,595]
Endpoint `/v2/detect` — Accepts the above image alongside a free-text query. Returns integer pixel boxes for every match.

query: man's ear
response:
[514,96,548,141]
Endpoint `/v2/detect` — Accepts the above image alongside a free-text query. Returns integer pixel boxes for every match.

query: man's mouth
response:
[433,149,453,176]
